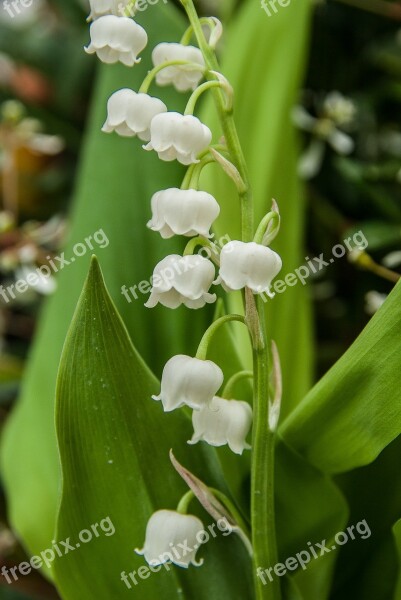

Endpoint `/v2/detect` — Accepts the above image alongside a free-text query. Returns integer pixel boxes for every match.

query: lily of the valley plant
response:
[86,1,284,598]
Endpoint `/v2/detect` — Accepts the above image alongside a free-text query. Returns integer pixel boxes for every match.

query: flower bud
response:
[147,188,220,238]
[145,254,216,310]
[135,510,204,568]
[152,43,205,92]
[102,89,167,141]
[152,355,223,412]
[215,241,282,296]
[85,16,147,66]
[144,112,212,165]
[188,396,252,455]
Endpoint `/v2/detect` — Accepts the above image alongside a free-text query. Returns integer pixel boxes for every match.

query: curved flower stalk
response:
[135,510,204,567]
[153,355,223,412]
[85,16,147,66]
[189,396,253,455]
[84,2,283,598]
[147,188,220,238]
[152,43,205,92]
[102,89,167,140]
[145,254,216,309]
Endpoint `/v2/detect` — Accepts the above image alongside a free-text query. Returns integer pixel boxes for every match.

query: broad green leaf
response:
[0,3,210,563]
[53,257,252,599]
[275,441,348,600]
[281,280,401,473]
[330,435,401,600]
[200,0,314,417]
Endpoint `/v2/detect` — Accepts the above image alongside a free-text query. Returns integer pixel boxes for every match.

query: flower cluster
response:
[85,0,282,571]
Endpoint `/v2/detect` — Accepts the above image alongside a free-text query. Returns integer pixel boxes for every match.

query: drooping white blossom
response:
[144,112,212,165]
[88,0,131,21]
[189,396,252,455]
[135,510,204,568]
[145,254,216,309]
[85,16,147,66]
[152,42,205,92]
[147,188,220,238]
[215,241,282,296]
[102,89,167,140]
[152,355,223,412]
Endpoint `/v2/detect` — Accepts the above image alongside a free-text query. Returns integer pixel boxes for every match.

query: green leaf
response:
[275,441,348,600]
[199,0,314,417]
[53,257,252,599]
[280,280,401,474]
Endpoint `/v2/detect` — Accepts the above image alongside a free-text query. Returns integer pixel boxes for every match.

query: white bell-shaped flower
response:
[88,0,130,20]
[152,355,223,412]
[215,241,282,296]
[102,89,167,141]
[189,396,252,455]
[147,188,220,238]
[85,16,147,66]
[135,510,204,568]
[152,43,205,92]
[144,112,212,165]
[145,254,216,309]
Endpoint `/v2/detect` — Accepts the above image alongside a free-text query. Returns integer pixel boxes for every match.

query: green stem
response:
[176,491,195,514]
[221,370,254,399]
[196,314,247,360]
[251,298,280,600]
[185,80,224,115]
[183,236,214,256]
[179,4,280,599]
[139,60,206,94]
[181,17,217,45]
[180,0,253,242]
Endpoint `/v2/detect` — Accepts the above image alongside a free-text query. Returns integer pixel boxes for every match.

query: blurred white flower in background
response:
[365,291,387,315]
[293,91,357,179]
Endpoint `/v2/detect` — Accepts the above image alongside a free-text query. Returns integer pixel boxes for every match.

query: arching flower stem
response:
[139,60,206,94]
[195,314,247,361]
[221,370,254,400]
[176,490,195,514]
